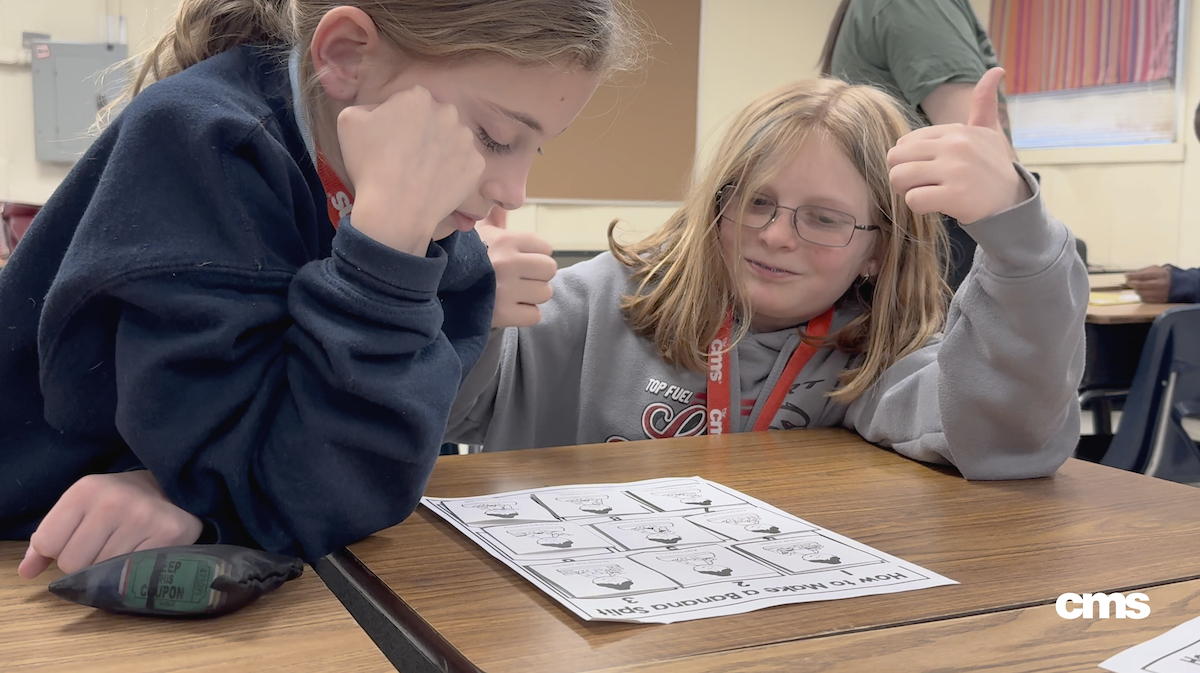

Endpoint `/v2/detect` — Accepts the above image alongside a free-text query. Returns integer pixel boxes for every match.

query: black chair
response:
[1099,305,1200,485]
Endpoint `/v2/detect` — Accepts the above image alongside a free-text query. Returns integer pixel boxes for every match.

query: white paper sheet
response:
[1101,614,1200,673]
[421,476,956,623]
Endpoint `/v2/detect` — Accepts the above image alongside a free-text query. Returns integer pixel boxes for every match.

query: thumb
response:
[968,67,1005,131]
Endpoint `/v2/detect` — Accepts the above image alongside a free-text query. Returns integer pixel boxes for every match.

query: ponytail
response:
[127,0,291,100]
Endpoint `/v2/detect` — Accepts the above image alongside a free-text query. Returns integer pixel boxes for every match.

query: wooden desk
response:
[341,429,1200,673]
[588,579,1200,673]
[1087,301,1183,325]
[0,542,391,672]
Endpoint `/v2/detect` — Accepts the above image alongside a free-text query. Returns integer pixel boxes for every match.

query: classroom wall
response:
[3,0,1195,268]
[0,0,174,205]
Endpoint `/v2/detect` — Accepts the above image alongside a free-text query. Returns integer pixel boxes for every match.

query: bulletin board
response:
[525,0,700,202]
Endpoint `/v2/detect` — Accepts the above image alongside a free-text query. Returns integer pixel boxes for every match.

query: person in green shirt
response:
[819,0,1013,289]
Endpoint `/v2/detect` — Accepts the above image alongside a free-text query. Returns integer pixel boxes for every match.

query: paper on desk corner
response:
[420,476,956,624]
[1089,290,1143,306]
[1100,614,1200,673]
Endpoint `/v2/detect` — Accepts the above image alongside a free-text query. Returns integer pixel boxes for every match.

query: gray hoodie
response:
[449,171,1088,480]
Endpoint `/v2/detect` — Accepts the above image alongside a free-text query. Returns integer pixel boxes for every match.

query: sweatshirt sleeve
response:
[445,254,619,450]
[446,329,505,442]
[1168,266,1200,304]
[36,107,493,561]
[844,167,1088,479]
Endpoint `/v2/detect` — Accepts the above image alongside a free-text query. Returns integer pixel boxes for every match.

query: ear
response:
[309,6,387,102]
[862,244,884,278]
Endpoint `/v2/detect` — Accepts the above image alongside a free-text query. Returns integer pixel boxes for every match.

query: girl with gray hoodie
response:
[451,69,1087,481]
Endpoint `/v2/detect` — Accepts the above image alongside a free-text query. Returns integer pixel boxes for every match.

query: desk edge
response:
[315,549,482,673]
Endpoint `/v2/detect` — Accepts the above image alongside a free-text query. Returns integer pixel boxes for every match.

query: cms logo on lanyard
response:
[707,408,727,436]
[329,191,353,221]
[708,338,727,382]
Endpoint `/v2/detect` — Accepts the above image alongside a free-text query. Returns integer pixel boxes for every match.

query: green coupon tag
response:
[121,553,216,613]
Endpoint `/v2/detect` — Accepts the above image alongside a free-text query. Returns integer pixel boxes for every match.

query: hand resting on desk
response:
[18,470,202,579]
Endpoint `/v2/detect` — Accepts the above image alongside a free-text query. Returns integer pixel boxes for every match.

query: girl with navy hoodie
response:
[3,0,639,577]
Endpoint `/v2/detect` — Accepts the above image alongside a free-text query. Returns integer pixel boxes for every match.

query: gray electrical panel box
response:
[31,42,129,163]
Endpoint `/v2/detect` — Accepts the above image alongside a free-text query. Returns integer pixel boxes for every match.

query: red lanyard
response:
[706,307,834,435]
[315,150,352,229]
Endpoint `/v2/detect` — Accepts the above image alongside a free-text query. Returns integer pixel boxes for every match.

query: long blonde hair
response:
[611,79,949,404]
[117,0,643,121]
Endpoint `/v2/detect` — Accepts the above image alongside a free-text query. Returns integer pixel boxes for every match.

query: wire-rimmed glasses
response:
[716,184,879,248]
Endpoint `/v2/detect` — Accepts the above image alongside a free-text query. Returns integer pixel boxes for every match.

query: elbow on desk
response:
[954,435,1074,481]
[944,380,1082,481]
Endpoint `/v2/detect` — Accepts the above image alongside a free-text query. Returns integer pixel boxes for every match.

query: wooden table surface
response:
[345,429,1200,673]
[1087,301,1184,325]
[587,579,1200,673]
[0,542,391,672]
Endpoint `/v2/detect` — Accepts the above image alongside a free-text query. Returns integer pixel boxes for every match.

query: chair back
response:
[1101,305,1200,484]
[1,202,40,253]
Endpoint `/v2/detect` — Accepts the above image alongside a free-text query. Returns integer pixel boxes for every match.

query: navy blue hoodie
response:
[1168,266,1200,303]
[0,46,495,561]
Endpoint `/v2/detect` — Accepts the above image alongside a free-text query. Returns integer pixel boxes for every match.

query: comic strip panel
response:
[735,534,886,575]
[592,518,726,550]
[533,489,658,519]
[1144,637,1200,673]
[686,507,817,541]
[627,481,747,512]
[630,545,781,587]
[439,496,559,527]
[527,559,678,599]
[481,522,617,557]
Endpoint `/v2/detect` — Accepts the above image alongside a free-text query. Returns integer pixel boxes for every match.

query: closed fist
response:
[338,86,485,255]
[888,68,1031,225]
[478,221,557,328]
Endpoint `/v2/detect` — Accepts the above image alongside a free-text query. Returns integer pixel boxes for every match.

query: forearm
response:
[937,171,1087,478]
[847,171,1087,479]
[111,223,480,560]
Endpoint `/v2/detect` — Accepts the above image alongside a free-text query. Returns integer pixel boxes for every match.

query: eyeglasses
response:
[716,184,879,248]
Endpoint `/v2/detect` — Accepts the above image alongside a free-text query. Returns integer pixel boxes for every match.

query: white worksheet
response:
[421,477,956,624]
[1101,614,1200,673]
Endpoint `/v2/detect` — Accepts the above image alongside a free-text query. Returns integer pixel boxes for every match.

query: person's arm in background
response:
[1170,267,1200,303]
[877,0,1013,141]
[1127,265,1200,304]
[921,82,1013,140]
[919,81,974,124]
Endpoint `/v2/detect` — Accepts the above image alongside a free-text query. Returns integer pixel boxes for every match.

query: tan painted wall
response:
[2,0,1195,268]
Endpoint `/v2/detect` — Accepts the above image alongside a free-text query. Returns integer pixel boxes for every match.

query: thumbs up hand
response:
[887,68,1031,225]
